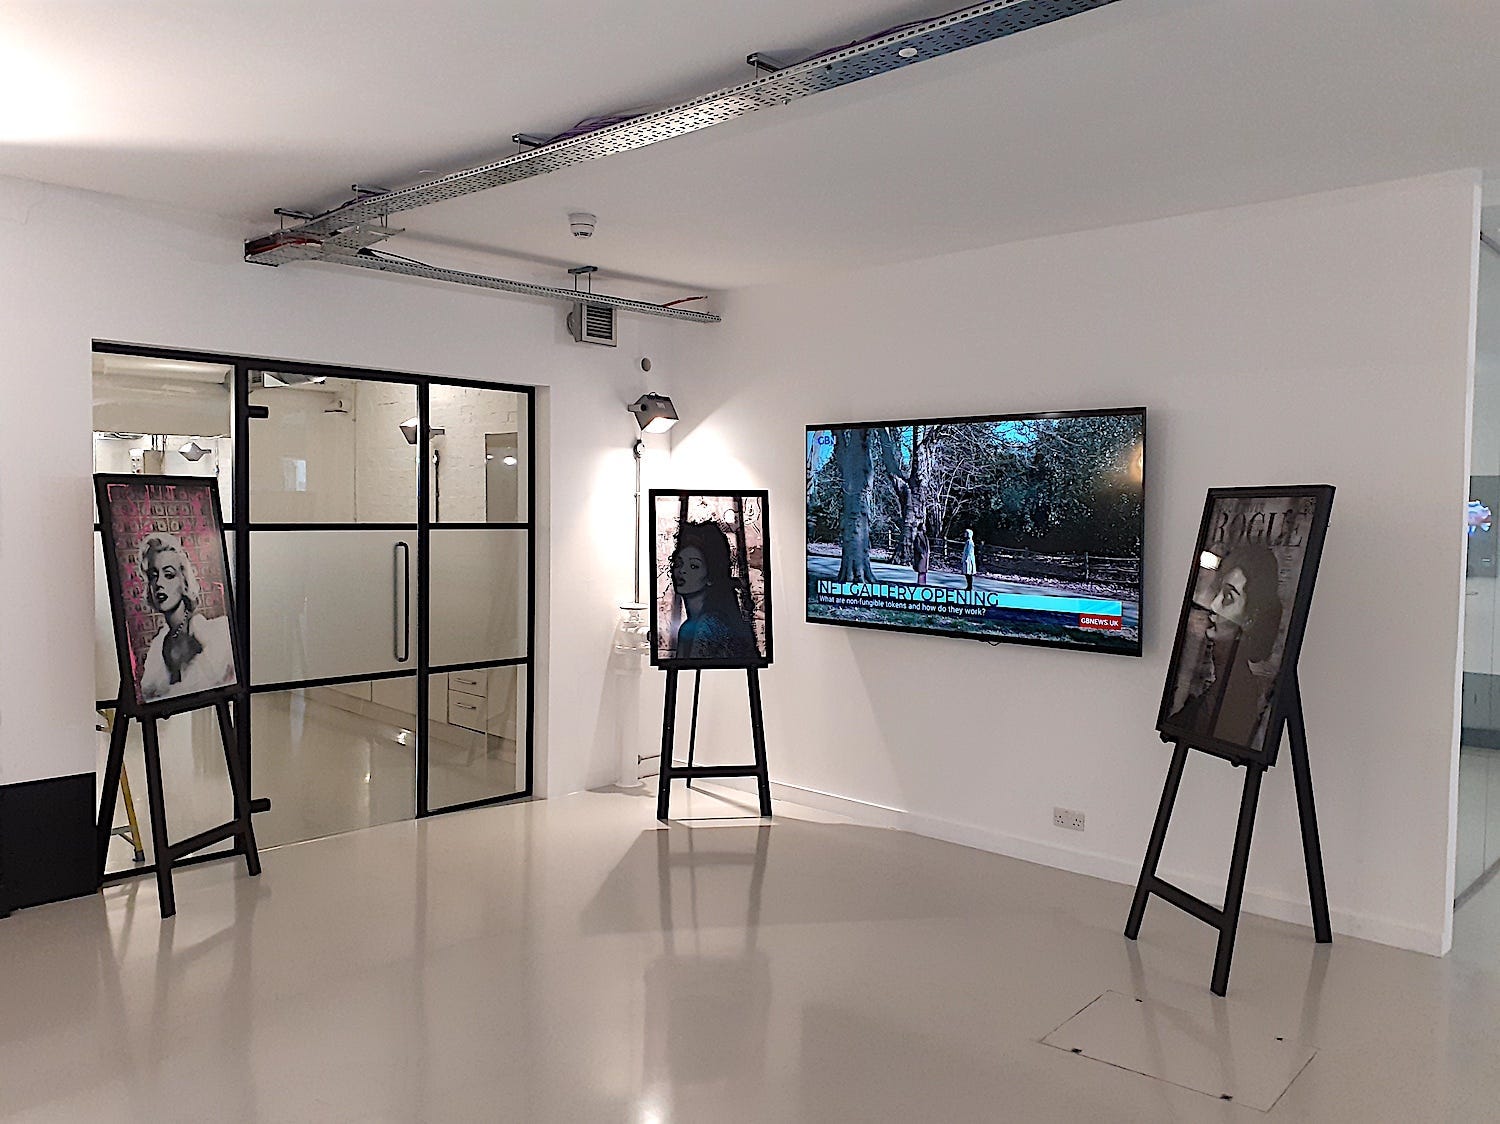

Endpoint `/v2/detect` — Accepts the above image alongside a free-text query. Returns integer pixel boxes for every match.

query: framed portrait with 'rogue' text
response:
[1156,485,1333,767]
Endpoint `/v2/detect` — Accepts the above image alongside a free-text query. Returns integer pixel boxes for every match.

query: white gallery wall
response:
[0,173,684,800]
[669,170,1480,955]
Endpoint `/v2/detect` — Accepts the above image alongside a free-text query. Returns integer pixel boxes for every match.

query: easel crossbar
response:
[1148,877,1224,928]
[167,822,241,861]
[669,765,762,780]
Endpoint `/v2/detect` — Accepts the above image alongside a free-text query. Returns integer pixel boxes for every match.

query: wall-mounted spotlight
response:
[179,440,211,462]
[399,417,446,444]
[627,393,678,434]
[626,393,680,606]
[262,372,326,387]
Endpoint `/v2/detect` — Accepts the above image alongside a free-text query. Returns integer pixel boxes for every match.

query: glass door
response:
[423,383,532,812]
[246,370,424,846]
[93,345,536,870]
[92,350,237,875]
[1459,241,1500,902]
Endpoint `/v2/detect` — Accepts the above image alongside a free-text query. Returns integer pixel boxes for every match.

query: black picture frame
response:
[1156,484,1334,767]
[804,406,1146,658]
[648,489,773,670]
[95,473,245,719]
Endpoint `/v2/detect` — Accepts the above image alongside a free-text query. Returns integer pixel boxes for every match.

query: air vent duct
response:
[569,302,618,346]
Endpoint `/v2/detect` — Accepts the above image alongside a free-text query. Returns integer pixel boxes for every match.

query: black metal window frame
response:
[93,340,537,877]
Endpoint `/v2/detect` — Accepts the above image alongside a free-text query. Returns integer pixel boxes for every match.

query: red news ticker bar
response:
[1078,614,1123,631]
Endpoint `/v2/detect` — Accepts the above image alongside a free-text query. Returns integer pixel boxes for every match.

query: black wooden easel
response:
[1125,674,1330,996]
[656,668,772,821]
[96,692,261,919]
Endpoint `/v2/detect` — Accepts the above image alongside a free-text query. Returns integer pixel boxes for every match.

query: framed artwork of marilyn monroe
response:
[1156,485,1334,767]
[95,474,243,716]
[649,490,773,669]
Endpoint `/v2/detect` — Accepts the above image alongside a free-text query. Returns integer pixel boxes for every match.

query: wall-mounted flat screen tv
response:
[806,407,1145,656]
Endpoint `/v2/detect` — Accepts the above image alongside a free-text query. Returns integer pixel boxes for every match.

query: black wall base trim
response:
[0,773,99,915]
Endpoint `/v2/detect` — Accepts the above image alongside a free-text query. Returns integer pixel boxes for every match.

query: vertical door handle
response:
[394,541,411,662]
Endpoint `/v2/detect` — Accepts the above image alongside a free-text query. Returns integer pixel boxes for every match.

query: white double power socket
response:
[1053,806,1086,831]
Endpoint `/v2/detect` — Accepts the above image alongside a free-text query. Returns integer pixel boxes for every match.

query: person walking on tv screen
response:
[1169,543,1283,747]
[962,528,977,592]
[913,526,930,586]
[135,532,236,702]
[669,520,757,662]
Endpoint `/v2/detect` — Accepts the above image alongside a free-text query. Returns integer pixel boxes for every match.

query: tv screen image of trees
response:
[805,408,1145,656]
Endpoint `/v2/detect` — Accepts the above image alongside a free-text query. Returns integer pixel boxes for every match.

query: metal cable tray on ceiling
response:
[245,0,1117,320]
[337,251,720,322]
[275,0,1114,236]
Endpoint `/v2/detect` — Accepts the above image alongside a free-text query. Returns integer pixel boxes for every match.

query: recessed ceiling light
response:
[898,46,918,58]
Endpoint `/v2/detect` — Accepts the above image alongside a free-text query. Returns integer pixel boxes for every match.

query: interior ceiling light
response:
[263,372,327,387]
[400,417,446,444]
[246,0,1117,321]
[627,393,678,434]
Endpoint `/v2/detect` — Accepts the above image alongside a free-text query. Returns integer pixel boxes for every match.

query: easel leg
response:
[656,670,680,821]
[1125,739,1189,939]
[96,706,129,878]
[747,668,772,819]
[119,766,145,863]
[1211,763,1265,996]
[1288,678,1332,943]
[140,718,176,919]
[216,700,261,878]
[685,671,702,789]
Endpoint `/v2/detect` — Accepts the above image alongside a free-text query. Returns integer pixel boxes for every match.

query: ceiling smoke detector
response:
[569,212,597,238]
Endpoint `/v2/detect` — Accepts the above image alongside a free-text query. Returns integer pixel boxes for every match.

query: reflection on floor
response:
[98,690,520,871]
[1456,745,1500,899]
[1453,851,1500,974]
[17,785,1500,1121]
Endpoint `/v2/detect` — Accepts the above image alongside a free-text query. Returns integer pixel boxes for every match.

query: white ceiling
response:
[5,0,1500,293]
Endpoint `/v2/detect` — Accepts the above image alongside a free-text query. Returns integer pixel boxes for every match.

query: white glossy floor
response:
[7,784,1500,1122]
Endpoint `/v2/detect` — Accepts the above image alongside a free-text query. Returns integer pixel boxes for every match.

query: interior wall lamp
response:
[626,393,678,604]
[627,393,678,434]
[399,417,446,445]
[178,440,211,462]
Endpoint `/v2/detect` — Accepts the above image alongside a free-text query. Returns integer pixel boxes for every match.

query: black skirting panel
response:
[0,773,99,915]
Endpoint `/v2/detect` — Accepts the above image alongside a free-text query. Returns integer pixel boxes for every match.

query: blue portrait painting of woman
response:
[651,492,771,668]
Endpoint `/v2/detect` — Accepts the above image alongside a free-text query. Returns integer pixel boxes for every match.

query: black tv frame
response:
[804,405,1146,658]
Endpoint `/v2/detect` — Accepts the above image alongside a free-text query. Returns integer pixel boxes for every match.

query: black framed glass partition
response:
[93,343,536,877]
[424,383,532,811]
